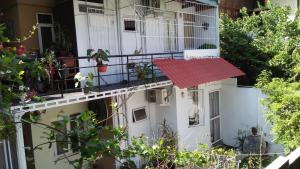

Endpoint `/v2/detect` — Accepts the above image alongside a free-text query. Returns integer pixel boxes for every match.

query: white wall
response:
[31,102,88,169]
[221,79,284,153]
[125,91,157,141]
[271,0,298,20]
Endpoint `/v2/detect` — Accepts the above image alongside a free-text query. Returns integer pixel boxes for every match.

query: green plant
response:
[220,3,290,85]
[199,43,217,49]
[135,63,151,82]
[41,49,58,67]
[53,23,72,53]
[87,49,110,66]
[74,72,94,93]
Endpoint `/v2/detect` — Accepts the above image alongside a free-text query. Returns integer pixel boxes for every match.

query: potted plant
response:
[41,49,58,77]
[53,23,72,57]
[27,60,49,93]
[87,49,110,73]
[74,72,94,94]
[135,63,151,82]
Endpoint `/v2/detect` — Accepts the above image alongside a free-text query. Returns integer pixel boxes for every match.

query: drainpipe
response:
[13,110,27,169]
[115,0,125,80]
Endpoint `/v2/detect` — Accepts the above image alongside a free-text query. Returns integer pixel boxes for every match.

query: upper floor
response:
[0,0,220,110]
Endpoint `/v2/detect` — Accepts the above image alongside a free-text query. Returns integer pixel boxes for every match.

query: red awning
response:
[153,58,245,89]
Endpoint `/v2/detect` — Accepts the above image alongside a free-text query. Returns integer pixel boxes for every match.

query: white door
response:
[209,91,221,144]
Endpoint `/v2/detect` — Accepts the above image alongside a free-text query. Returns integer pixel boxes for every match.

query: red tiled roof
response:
[153,58,245,89]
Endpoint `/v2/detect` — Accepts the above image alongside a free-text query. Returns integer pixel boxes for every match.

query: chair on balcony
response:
[61,57,76,89]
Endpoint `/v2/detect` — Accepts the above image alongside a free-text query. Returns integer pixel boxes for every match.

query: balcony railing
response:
[22,52,183,102]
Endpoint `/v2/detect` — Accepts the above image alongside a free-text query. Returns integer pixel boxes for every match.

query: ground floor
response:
[1,78,282,169]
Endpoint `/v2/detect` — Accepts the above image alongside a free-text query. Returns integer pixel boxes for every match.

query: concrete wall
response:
[271,0,298,19]
[125,91,157,140]
[221,80,283,153]
[0,0,54,50]
[31,102,88,169]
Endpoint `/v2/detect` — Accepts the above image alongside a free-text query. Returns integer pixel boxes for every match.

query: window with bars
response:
[188,86,200,126]
[209,91,221,144]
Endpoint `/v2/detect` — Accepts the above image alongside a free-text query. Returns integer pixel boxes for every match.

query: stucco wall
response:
[31,102,88,169]
[175,81,222,151]
[126,91,157,140]
[221,83,284,153]
[271,0,298,19]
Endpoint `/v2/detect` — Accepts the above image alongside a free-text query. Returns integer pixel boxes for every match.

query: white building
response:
[0,0,282,169]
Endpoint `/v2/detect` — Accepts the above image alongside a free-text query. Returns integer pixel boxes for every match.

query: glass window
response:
[40,26,54,52]
[52,120,68,155]
[37,14,53,24]
[78,0,103,3]
[188,86,200,126]
[209,91,221,143]
[132,108,147,122]
[124,20,136,31]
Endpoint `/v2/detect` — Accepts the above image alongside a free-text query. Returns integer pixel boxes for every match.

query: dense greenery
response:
[220,4,291,85]
[221,3,300,152]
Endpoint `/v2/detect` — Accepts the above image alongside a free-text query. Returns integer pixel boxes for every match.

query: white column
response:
[13,111,27,169]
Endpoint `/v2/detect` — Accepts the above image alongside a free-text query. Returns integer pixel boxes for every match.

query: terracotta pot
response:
[98,65,108,72]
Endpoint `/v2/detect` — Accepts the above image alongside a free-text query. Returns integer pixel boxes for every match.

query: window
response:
[52,120,68,155]
[37,13,55,53]
[70,114,83,152]
[52,113,84,155]
[79,0,103,3]
[124,20,136,32]
[188,86,200,126]
[209,91,221,144]
[132,107,147,122]
[183,14,195,49]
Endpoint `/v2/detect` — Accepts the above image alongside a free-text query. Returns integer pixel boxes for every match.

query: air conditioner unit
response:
[156,88,170,106]
[146,90,156,103]
[146,89,170,105]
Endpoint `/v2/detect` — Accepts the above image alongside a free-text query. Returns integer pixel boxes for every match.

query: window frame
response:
[132,107,148,123]
[123,19,137,32]
[209,90,222,145]
[51,120,68,156]
[51,113,83,157]
[36,13,55,53]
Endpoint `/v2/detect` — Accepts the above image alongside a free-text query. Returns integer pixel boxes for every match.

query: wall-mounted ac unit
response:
[156,88,170,106]
[146,90,156,103]
[146,88,170,106]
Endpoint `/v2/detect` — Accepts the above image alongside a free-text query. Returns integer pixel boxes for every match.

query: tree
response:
[220,2,300,152]
[256,10,300,152]
[220,3,291,85]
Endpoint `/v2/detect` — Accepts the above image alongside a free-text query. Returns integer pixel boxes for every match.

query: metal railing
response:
[23,52,183,100]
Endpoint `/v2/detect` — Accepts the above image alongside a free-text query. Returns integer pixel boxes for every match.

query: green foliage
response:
[87,49,110,65]
[252,7,300,152]
[220,5,291,85]
[135,63,152,82]
[221,4,300,152]
[37,111,236,169]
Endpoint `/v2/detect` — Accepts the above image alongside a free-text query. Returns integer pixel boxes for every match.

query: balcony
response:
[13,52,183,111]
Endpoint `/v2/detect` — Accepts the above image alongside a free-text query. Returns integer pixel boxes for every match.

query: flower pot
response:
[83,87,90,95]
[98,65,108,72]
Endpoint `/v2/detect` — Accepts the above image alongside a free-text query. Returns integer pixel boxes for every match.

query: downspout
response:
[13,110,27,169]
[115,0,125,80]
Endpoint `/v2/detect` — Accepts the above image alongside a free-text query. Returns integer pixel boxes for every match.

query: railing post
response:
[151,54,154,82]
[59,68,64,98]
[171,53,174,59]
[97,69,101,92]
[127,55,130,86]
